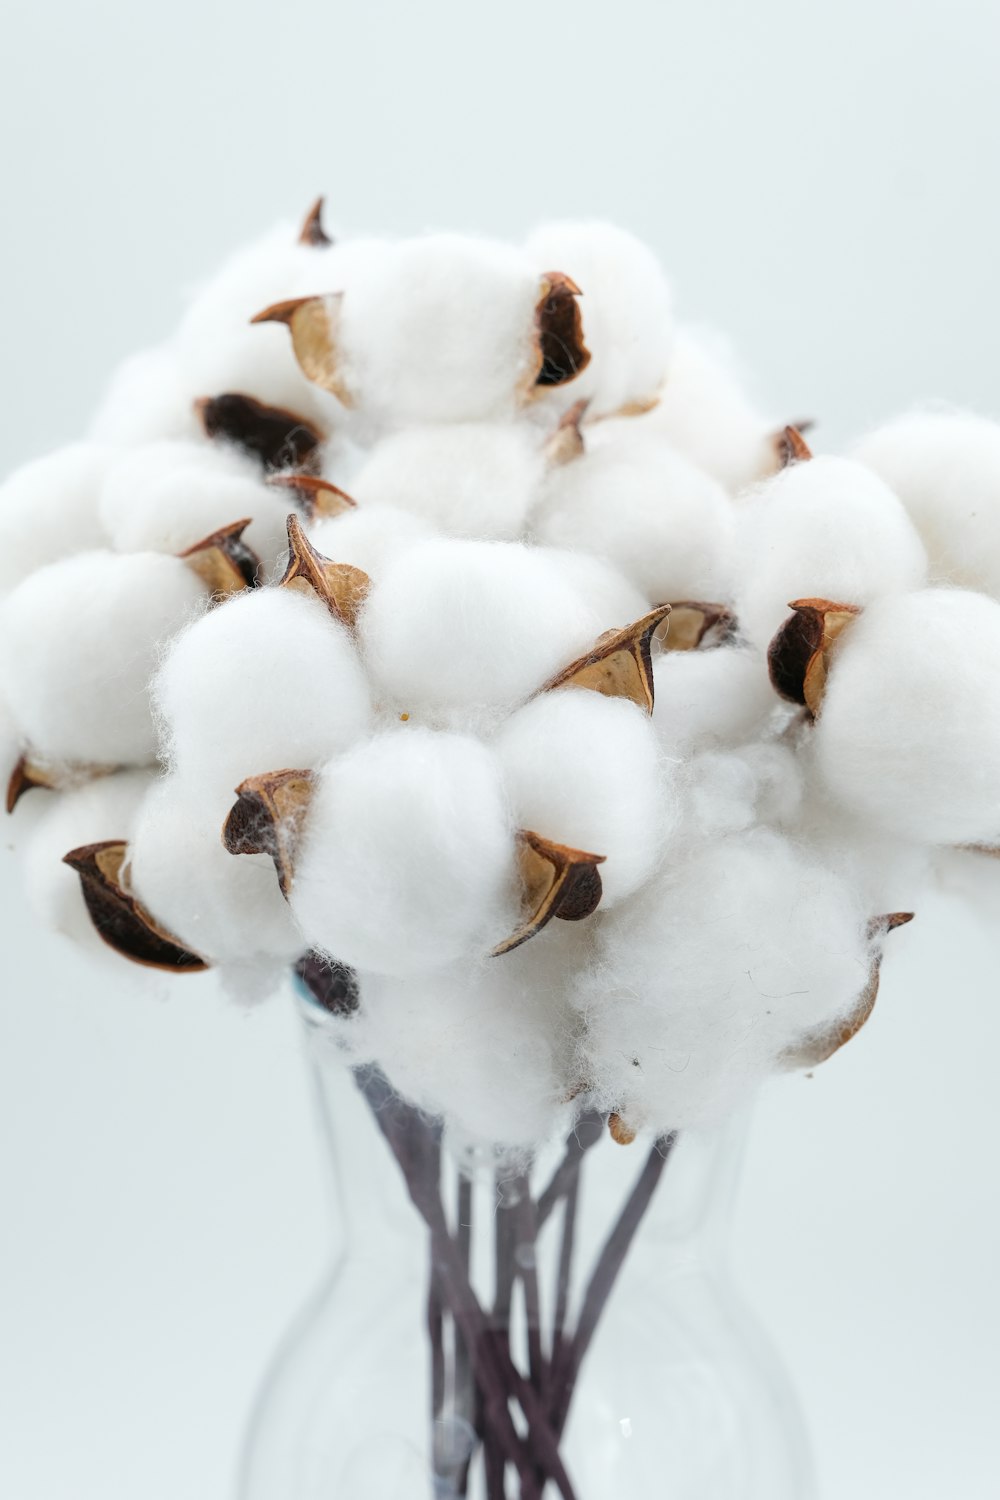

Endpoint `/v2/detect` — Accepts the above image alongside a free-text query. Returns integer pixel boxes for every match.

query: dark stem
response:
[549,1170,581,1398]
[536,1111,604,1230]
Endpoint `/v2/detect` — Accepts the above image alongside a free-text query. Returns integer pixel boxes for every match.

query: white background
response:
[2,1,1000,1496]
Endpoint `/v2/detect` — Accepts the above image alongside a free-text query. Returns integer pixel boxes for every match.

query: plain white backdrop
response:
[2,1,999,1496]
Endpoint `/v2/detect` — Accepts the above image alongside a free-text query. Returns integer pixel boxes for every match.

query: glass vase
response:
[238,991,816,1500]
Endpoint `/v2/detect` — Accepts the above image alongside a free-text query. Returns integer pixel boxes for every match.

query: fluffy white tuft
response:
[653,645,777,755]
[0,443,112,596]
[308,504,436,578]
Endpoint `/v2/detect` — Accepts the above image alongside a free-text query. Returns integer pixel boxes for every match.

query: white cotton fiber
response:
[358,538,621,721]
[681,742,804,837]
[0,551,206,768]
[531,424,734,603]
[127,774,304,969]
[340,930,583,1150]
[853,409,1000,599]
[307,504,436,578]
[24,770,153,952]
[99,440,290,566]
[495,690,671,904]
[289,729,515,976]
[334,235,543,425]
[153,584,372,809]
[348,423,544,539]
[644,327,779,494]
[573,828,870,1133]
[544,550,651,632]
[813,588,1000,844]
[523,221,673,418]
[734,455,928,652]
[174,222,346,425]
[0,443,112,596]
[653,646,777,755]
[89,344,198,446]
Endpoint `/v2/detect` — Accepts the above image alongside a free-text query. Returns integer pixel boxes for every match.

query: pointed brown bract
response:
[180,519,261,597]
[279,513,370,627]
[774,423,814,468]
[194,392,323,472]
[767,598,861,716]
[7,754,60,813]
[298,196,333,248]
[544,398,590,465]
[269,472,357,520]
[252,294,354,406]
[533,272,591,390]
[62,841,208,972]
[223,769,315,898]
[653,601,736,653]
[540,604,673,714]
[608,1112,637,1146]
[783,913,914,1068]
[491,830,606,957]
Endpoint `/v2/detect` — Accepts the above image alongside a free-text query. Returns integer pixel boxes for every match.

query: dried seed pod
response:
[268,472,357,519]
[222,768,315,897]
[298,196,333,248]
[180,519,261,596]
[62,840,208,972]
[608,1111,637,1146]
[532,273,591,390]
[544,398,590,465]
[767,598,861,715]
[783,913,914,1067]
[279,513,371,627]
[194,392,323,472]
[6,754,115,814]
[540,604,673,714]
[251,294,353,406]
[653,601,736,653]
[774,423,814,468]
[491,829,605,956]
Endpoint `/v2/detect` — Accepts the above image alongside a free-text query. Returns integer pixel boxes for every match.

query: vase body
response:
[239,1000,815,1500]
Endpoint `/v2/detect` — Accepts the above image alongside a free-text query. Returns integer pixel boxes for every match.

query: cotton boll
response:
[682,743,804,837]
[290,729,515,977]
[495,690,671,904]
[544,550,651,633]
[573,829,871,1133]
[734,455,928,653]
[89,343,198,446]
[813,589,1000,845]
[153,585,372,809]
[359,539,620,721]
[0,551,206,767]
[335,236,543,426]
[308,505,437,578]
[853,409,1000,598]
[23,770,153,951]
[127,775,304,970]
[341,937,581,1150]
[99,440,290,567]
[643,327,779,494]
[524,221,673,418]
[653,645,777,755]
[349,423,544,539]
[532,426,734,603]
[0,443,112,596]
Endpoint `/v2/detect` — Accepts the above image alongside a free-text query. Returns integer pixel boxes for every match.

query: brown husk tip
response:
[194,392,323,473]
[180,519,261,596]
[7,755,59,814]
[544,398,590,465]
[223,769,315,898]
[767,598,861,715]
[654,601,736,653]
[774,424,814,468]
[608,1112,637,1146]
[492,830,606,957]
[298,196,333,247]
[269,472,357,520]
[540,604,673,714]
[783,911,915,1068]
[62,841,208,972]
[534,272,591,390]
[251,294,353,406]
[279,513,370,627]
